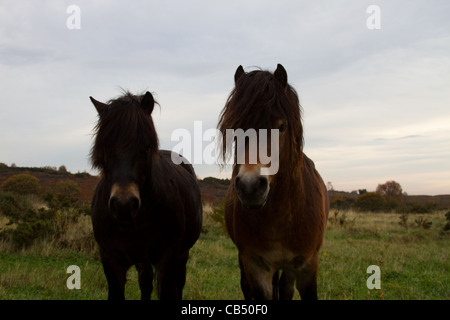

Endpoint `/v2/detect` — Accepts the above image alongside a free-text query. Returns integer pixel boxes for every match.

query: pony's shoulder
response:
[152,150,197,181]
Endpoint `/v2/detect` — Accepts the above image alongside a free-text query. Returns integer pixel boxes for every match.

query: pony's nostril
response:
[235,175,268,197]
[109,196,119,211]
[130,197,140,210]
[257,177,268,190]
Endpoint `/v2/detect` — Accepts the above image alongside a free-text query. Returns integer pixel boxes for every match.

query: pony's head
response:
[90,91,158,223]
[218,64,303,210]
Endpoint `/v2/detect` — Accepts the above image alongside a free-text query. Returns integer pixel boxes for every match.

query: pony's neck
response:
[273,153,305,198]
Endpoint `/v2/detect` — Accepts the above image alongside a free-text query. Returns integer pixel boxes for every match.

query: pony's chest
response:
[258,243,307,271]
[237,234,312,272]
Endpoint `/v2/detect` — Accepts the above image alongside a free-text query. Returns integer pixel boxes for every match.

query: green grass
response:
[0,210,449,299]
[0,248,110,300]
[318,211,449,300]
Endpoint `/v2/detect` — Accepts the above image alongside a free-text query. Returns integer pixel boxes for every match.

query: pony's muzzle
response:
[235,170,269,210]
[109,183,141,222]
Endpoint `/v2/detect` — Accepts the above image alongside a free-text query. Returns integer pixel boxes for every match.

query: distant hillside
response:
[328,189,450,210]
[404,194,450,210]
[0,165,99,202]
[0,164,229,204]
[1,164,448,209]
[198,177,230,204]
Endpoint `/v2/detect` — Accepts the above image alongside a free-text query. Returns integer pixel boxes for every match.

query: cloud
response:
[0,1,449,194]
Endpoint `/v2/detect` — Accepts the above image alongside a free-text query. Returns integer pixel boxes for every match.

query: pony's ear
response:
[234,65,245,83]
[274,64,288,88]
[141,91,154,114]
[90,96,108,114]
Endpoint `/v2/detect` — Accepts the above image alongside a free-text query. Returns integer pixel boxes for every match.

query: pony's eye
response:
[278,122,287,132]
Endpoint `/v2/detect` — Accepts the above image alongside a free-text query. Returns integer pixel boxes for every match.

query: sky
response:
[0,0,449,195]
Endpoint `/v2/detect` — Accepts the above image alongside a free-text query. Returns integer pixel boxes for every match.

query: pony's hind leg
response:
[176,250,189,297]
[136,262,153,300]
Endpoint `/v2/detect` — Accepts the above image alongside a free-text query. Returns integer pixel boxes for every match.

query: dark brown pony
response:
[218,64,328,300]
[90,91,202,300]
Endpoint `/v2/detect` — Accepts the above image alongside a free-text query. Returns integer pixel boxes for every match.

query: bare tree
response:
[326,181,334,191]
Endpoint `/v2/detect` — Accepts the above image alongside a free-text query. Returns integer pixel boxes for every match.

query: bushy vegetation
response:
[330,180,441,214]
[201,177,230,186]
[0,172,93,252]
[1,174,41,195]
[42,180,82,209]
[443,211,450,231]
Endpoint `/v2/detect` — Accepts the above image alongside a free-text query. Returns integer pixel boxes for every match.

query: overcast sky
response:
[1,0,449,195]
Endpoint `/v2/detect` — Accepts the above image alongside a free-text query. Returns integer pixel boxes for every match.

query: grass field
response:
[0,209,449,300]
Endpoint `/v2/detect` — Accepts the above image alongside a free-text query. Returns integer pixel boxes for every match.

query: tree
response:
[58,165,68,174]
[376,180,403,202]
[0,174,40,195]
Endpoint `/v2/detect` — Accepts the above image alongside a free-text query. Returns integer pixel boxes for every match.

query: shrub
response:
[443,211,450,231]
[0,191,37,224]
[52,180,81,208]
[329,210,345,226]
[41,190,59,209]
[0,203,91,250]
[445,211,450,221]
[0,187,84,249]
[9,209,56,248]
[0,191,22,223]
[355,192,386,212]
[414,216,432,229]
[398,213,409,229]
[329,195,355,210]
[1,173,40,195]
[0,205,58,249]
[209,197,227,233]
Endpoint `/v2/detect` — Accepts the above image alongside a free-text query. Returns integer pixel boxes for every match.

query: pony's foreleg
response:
[136,262,154,300]
[279,270,295,300]
[295,254,319,300]
[100,251,128,300]
[157,246,182,300]
[239,255,252,299]
[239,253,275,300]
